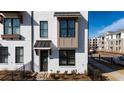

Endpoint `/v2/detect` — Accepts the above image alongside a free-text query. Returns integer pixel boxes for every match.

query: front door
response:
[40,50,48,71]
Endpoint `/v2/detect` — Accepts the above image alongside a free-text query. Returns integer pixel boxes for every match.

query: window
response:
[111,35,113,39]
[116,33,121,39]
[111,41,113,45]
[116,41,118,45]
[40,21,48,37]
[15,47,24,63]
[59,50,75,66]
[60,18,75,37]
[119,40,121,45]
[102,37,104,40]
[4,18,20,34]
[116,47,118,51]
[0,47,8,63]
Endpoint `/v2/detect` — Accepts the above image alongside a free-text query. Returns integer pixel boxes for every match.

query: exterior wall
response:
[0,12,32,70]
[57,18,78,48]
[33,11,88,73]
[88,37,98,51]
[97,31,124,54]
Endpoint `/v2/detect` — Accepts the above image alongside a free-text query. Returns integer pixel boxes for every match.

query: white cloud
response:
[98,18,124,35]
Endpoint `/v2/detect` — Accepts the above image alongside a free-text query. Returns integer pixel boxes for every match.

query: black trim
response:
[59,18,75,37]
[15,47,24,63]
[31,11,34,72]
[3,18,20,35]
[0,47,8,63]
[59,50,75,66]
[40,21,48,38]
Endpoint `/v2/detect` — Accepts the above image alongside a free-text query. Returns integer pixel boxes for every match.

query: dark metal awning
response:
[34,40,51,50]
[54,12,81,17]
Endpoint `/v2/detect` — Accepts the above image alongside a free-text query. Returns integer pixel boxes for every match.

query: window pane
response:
[68,20,75,28]
[4,19,12,26]
[60,50,66,58]
[5,56,8,63]
[13,27,20,34]
[60,59,67,65]
[2,49,8,55]
[67,50,75,65]
[68,50,75,58]
[3,56,8,63]
[0,47,8,63]
[60,29,67,37]
[40,21,48,37]
[13,19,20,27]
[41,30,48,37]
[16,47,24,63]
[41,22,48,29]
[4,27,12,34]
[19,48,23,55]
[68,29,75,37]
[68,58,75,65]
[16,56,20,63]
[19,56,23,63]
[0,57,2,63]
[60,20,67,28]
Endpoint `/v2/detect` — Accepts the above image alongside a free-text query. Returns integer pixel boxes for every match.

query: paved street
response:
[89,52,124,81]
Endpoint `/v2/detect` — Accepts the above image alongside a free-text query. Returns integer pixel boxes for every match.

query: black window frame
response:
[40,21,48,38]
[4,18,20,35]
[15,47,24,63]
[0,47,8,63]
[59,50,75,66]
[59,18,75,37]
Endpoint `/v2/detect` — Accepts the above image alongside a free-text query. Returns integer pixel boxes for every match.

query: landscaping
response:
[0,70,91,81]
[49,73,91,81]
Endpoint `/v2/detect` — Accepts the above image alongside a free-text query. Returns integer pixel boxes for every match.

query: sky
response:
[89,11,124,38]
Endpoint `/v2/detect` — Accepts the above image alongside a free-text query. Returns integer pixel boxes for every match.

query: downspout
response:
[31,11,34,72]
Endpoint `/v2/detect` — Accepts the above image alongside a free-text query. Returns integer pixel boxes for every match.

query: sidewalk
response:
[89,58,124,81]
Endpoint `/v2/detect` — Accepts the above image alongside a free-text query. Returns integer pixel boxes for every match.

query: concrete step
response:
[36,72,50,80]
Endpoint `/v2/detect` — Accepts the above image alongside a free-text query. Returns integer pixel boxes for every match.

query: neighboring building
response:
[0,11,32,70]
[96,30,124,54]
[97,35,105,51]
[0,11,88,74]
[105,31,124,54]
[88,37,98,51]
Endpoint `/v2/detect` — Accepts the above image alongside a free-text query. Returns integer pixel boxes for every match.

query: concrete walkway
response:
[36,72,50,80]
[89,58,124,81]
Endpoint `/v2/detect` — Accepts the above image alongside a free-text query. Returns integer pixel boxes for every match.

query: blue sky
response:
[89,11,124,38]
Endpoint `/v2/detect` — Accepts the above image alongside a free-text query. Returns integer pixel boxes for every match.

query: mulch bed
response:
[48,73,91,81]
[0,70,37,81]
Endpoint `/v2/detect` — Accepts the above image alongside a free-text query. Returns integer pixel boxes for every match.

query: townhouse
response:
[0,11,88,74]
[0,11,32,70]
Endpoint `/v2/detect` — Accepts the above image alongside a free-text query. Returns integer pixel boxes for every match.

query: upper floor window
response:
[111,35,113,39]
[40,21,48,38]
[4,18,20,35]
[59,18,75,37]
[0,47,8,63]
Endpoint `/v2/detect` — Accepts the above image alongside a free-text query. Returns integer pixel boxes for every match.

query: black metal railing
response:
[0,62,32,81]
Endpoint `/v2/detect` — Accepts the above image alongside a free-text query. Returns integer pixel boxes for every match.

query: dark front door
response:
[40,50,48,71]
